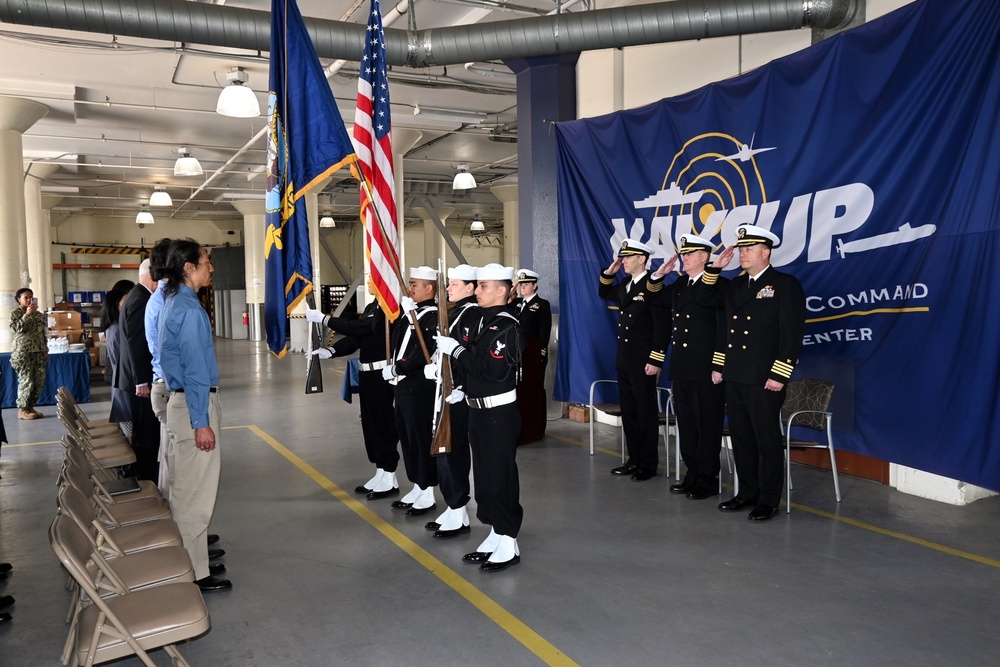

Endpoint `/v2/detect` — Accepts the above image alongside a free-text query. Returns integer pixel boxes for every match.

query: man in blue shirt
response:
[158,240,231,592]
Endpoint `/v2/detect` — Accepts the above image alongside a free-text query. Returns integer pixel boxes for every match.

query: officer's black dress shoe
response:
[209,563,226,576]
[208,548,225,560]
[425,521,440,531]
[686,486,719,500]
[195,576,232,593]
[354,484,374,494]
[207,534,220,546]
[434,524,471,539]
[0,563,11,574]
[406,503,436,517]
[630,468,655,481]
[748,504,779,521]
[0,611,10,623]
[462,551,492,564]
[0,595,13,610]
[480,555,520,572]
[366,487,400,500]
[669,482,692,494]
[390,499,413,510]
[718,496,756,512]
[611,463,639,476]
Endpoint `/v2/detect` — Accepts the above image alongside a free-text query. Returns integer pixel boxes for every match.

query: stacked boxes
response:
[47,310,84,344]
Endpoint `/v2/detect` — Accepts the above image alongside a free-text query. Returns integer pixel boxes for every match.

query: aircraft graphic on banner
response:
[836,222,937,258]
[633,181,705,208]
[715,133,776,163]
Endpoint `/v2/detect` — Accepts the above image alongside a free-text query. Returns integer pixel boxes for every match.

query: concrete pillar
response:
[0,97,48,352]
[412,206,454,269]
[231,199,265,341]
[505,54,579,314]
[491,183,519,269]
[24,162,59,311]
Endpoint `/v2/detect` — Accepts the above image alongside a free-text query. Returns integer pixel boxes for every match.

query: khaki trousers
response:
[165,391,221,581]
[150,382,172,500]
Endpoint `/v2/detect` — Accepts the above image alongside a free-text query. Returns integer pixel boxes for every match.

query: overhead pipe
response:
[0,0,859,68]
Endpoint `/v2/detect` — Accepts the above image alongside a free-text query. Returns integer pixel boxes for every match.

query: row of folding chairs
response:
[52,387,211,666]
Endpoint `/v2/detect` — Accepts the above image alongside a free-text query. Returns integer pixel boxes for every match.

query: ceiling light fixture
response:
[413,104,488,125]
[470,218,485,232]
[319,214,336,228]
[149,185,172,207]
[453,164,477,190]
[135,208,154,225]
[216,66,261,118]
[174,147,203,177]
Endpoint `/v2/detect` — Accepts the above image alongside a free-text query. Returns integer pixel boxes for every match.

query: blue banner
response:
[555,0,1000,489]
[264,0,358,357]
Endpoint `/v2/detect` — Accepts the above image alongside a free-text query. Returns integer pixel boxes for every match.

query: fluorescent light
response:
[453,164,476,190]
[320,215,336,228]
[216,67,260,118]
[149,185,172,207]
[413,104,487,125]
[135,209,154,225]
[174,147,203,177]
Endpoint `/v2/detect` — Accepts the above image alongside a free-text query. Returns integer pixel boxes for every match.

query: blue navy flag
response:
[264,0,358,358]
[555,0,1000,489]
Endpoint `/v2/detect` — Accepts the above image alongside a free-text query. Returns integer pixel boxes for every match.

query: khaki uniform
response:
[9,307,47,411]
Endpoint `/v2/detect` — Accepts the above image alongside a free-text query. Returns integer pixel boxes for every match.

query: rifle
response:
[430,258,452,456]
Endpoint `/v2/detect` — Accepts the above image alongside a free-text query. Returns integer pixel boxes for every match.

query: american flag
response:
[353,0,402,321]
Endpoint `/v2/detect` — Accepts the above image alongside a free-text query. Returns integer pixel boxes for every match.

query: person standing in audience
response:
[436,264,524,571]
[423,264,481,539]
[382,267,440,517]
[118,259,162,481]
[649,235,728,499]
[9,288,47,420]
[704,224,806,522]
[158,239,231,592]
[512,269,551,444]
[306,284,401,499]
[598,240,670,481]
[102,287,132,436]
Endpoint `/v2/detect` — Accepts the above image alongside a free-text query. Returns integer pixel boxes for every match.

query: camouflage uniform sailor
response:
[9,288,48,419]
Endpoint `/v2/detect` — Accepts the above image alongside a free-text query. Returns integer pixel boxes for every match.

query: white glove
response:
[305,307,326,324]
[423,363,439,381]
[400,296,418,315]
[381,365,397,381]
[311,348,333,360]
[435,335,459,356]
[445,387,465,404]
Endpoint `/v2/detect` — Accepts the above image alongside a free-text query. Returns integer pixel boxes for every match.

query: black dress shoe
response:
[630,468,655,481]
[434,524,471,539]
[718,497,756,512]
[686,486,719,500]
[0,611,10,623]
[0,595,13,611]
[406,503,436,517]
[195,576,232,593]
[424,521,440,531]
[748,505,779,521]
[208,548,225,560]
[207,534,220,546]
[390,499,413,510]
[480,555,520,572]
[462,551,492,564]
[209,563,227,576]
[366,487,400,501]
[0,563,11,574]
[611,463,639,476]
[669,482,692,494]
[354,485,374,494]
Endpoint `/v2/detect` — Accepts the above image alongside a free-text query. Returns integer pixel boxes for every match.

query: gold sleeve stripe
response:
[712,352,726,365]
[771,361,794,378]
[702,271,719,285]
[649,351,665,361]
[600,275,614,285]
[647,281,662,292]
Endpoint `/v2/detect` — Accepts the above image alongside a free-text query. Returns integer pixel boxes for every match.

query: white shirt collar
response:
[749,265,770,282]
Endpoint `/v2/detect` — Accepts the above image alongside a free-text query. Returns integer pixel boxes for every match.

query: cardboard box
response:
[48,311,82,330]
[89,347,100,367]
[48,328,84,344]
[568,404,591,423]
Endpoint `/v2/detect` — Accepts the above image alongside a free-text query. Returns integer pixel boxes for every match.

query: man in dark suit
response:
[117,258,160,481]
[703,224,806,521]
[598,239,670,481]
[649,234,729,499]
[512,268,551,444]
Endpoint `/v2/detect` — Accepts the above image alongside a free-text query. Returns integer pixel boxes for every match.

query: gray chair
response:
[781,378,841,513]
[588,379,625,461]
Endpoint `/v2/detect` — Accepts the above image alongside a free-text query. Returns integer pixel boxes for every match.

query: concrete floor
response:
[1,337,999,666]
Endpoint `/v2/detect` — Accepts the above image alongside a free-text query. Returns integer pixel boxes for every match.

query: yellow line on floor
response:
[245,424,579,667]
[556,431,1000,569]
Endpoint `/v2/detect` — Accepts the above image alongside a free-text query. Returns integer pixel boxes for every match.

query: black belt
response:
[172,387,218,393]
